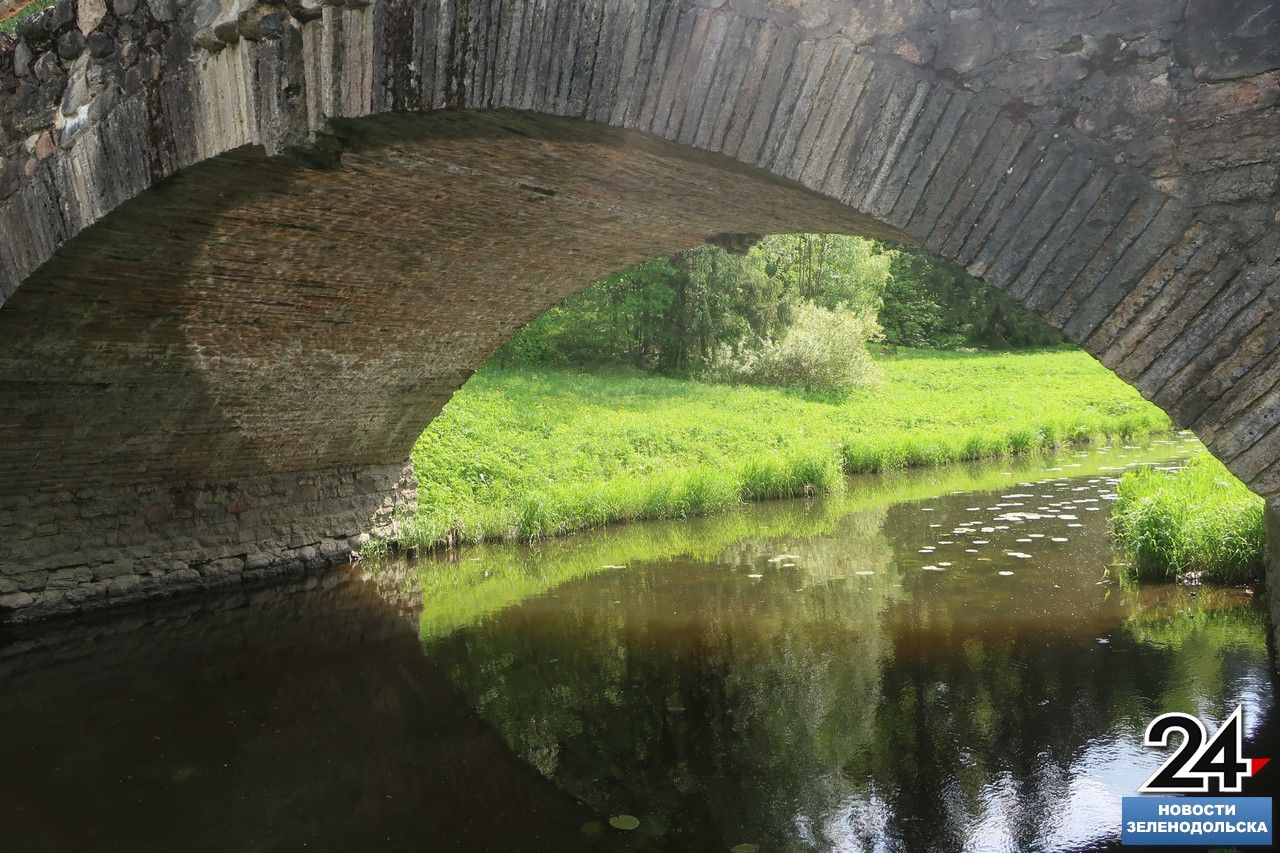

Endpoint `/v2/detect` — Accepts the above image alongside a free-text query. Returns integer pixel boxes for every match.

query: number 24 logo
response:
[1141,706,1269,793]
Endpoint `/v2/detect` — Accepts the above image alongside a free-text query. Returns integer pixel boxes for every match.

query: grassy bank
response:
[1112,453,1266,584]
[373,443,1201,641]
[383,348,1171,552]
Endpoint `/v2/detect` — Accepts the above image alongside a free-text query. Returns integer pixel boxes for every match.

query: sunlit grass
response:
[1112,453,1265,584]
[390,347,1172,552]
[387,446,1197,640]
[0,0,54,33]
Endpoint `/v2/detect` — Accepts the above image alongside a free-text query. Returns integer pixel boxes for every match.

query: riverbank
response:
[380,348,1172,553]
[1112,453,1266,584]
[394,440,1201,640]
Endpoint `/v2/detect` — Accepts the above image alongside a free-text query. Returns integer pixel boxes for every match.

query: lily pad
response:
[609,814,641,831]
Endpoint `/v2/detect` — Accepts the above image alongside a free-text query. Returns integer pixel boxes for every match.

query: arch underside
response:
[0,110,910,616]
[0,0,1277,621]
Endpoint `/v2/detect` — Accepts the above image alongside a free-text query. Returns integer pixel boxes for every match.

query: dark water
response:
[1,437,1275,851]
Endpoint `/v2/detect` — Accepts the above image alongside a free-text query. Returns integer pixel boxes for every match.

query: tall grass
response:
[397,448,847,549]
[374,446,1201,641]
[379,348,1173,554]
[1112,453,1265,584]
[0,0,54,33]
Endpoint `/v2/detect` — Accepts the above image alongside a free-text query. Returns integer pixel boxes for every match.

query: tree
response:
[496,244,788,374]
[750,233,891,316]
[878,244,1064,349]
[493,234,1062,376]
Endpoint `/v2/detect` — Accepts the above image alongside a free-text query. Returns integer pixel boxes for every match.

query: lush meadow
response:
[388,347,1173,551]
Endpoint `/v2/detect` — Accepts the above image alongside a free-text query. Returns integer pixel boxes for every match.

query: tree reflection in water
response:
[420,460,1274,852]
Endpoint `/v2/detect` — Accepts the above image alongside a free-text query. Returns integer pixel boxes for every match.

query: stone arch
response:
[0,0,1277,619]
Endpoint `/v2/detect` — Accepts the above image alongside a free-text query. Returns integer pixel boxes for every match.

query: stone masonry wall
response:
[0,0,1275,259]
[2,0,1276,402]
[0,0,1276,621]
[0,462,416,620]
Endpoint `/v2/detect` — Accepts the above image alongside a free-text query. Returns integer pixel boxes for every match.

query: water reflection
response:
[0,437,1272,851]
[418,438,1275,851]
[0,573,598,851]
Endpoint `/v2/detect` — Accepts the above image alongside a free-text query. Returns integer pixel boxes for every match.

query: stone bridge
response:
[0,0,1277,623]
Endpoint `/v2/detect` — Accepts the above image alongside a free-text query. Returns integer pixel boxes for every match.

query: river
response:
[1,434,1275,851]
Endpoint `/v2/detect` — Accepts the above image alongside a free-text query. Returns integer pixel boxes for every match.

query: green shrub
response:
[710,303,881,393]
[1008,428,1039,455]
[1112,453,1265,584]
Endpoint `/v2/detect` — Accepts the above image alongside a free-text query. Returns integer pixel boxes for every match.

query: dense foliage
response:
[707,302,881,392]
[497,235,891,386]
[879,244,1064,349]
[496,235,1062,387]
[387,349,1171,551]
[497,246,782,373]
[1112,453,1265,584]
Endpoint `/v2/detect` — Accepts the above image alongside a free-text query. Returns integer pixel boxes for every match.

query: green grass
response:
[376,443,1203,641]
[388,347,1172,553]
[1,0,55,34]
[1112,452,1266,584]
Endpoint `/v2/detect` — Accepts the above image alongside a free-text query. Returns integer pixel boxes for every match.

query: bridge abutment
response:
[0,462,415,621]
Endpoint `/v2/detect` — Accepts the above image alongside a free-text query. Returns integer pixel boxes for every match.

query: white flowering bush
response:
[709,303,881,393]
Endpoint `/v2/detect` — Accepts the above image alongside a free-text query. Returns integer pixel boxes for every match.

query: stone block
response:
[76,0,107,36]
[63,581,107,604]
[48,565,92,585]
[0,591,34,610]
[105,573,143,597]
[144,0,176,22]
[198,556,245,584]
[12,571,48,591]
[161,568,202,590]
[92,558,134,580]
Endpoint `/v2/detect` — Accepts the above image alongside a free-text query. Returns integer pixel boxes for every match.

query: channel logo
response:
[1123,706,1272,846]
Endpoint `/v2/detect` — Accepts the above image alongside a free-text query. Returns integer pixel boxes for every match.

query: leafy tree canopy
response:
[494,235,1063,381]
